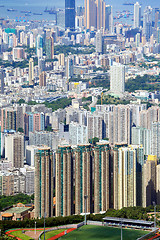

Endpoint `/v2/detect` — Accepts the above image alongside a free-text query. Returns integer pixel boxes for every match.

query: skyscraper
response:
[1,107,17,131]
[55,145,73,217]
[116,145,144,209]
[36,35,43,58]
[74,144,92,214]
[143,157,157,207]
[84,0,97,29]
[110,63,125,94]
[135,33,141,47]
[134,2,141,29]
[113,143,128,210]
[58,53,65,66]
[132,126,151,155]
[5,133,24,168]
[24,112,45,136]
[151,122,160,158]
[39,71,46,87]
[96,0,106,30]
[34,146,53,218]
[143,6,153,41]
[46,36,54,60]
[69,121,88,145]
[156,164,160,205]
[66,57,74,79]
[0,68,5,94]
[96,30,103,53]
[65,0,75,31]
[29,58,34,85]
[105,5,113,33]
[94,142,110,213]
[84,0,106,30]
[155,9,160,28]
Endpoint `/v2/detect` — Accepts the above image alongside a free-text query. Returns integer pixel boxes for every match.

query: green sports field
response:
[40,229,66,240]
[60,225,149,240]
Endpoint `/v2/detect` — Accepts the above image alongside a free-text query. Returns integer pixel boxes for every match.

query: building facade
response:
[34,147,53,218]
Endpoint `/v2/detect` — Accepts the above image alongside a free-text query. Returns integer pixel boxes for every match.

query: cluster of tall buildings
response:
[134,2,160,42]
[33,142,160,219]
[84,0,113,32]
[64,0,113,32]
[1,0,160,223]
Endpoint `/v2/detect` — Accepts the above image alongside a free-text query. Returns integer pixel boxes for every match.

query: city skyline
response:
[0,0,160,235]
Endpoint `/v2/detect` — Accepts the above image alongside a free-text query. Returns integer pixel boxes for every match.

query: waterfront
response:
[0,0,159,23]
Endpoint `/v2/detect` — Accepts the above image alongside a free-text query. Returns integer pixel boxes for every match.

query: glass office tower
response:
[65,0,75,31]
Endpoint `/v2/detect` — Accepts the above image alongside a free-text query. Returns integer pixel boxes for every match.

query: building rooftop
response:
[103,217,154,225]
[4,207,31,214]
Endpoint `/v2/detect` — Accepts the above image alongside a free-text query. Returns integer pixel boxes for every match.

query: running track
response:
[148,232,160,240]
[5,228,76,240]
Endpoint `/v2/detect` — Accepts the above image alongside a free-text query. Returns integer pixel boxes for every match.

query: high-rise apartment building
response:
[113,143,128,210]
[65,0,75,31]
[105,5,113,33]
[34,146,53,218]
[110,105,131,145]
[5,133,24,168]
[55,145,73,217]
[46,36,54,60]
[24,112,45,136]
[1,107,17,132]
[155,9,160,28]
[25,167,35,195]
[13,47,25,60]
[132,126,151,155]
[74,144,92,214]
[143,157,157,207]
[29,131,58,150]
[151,122,160,158]
[0,68,5,94]
[38,58,45,74]
[116,145,144,209]
[156,164,160,205]
[134,2,141,28]
[58,53,65,66]
[39,71,46,87]
[29,58,34,85]
[26,145,39,167]
[36,35,43,55]
[66,57,74,79]
[110,63,125,94]
[0,172,14,196]
[69,121,88,145]
[94,142,110,213]
[143,6,153,41]
[135,33,141,47]
[96,30,103,53]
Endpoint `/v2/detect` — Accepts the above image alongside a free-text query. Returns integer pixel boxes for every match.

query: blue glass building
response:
[65,0,75,31]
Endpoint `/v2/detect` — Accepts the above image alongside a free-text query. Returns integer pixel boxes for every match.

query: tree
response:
[18,99,25,104]
[17,128,24,133]
[45,126,52,132]
[89,137,99,145]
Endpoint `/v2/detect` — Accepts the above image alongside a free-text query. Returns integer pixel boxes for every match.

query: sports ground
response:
[5,225,151,240]
[60,225,149,240]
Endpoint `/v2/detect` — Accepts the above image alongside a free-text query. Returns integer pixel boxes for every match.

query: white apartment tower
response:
[96,30,103,53]
[134,2,141,28]
[110,63,125,94]
[29,58,34,85]
[5,133,24,168]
